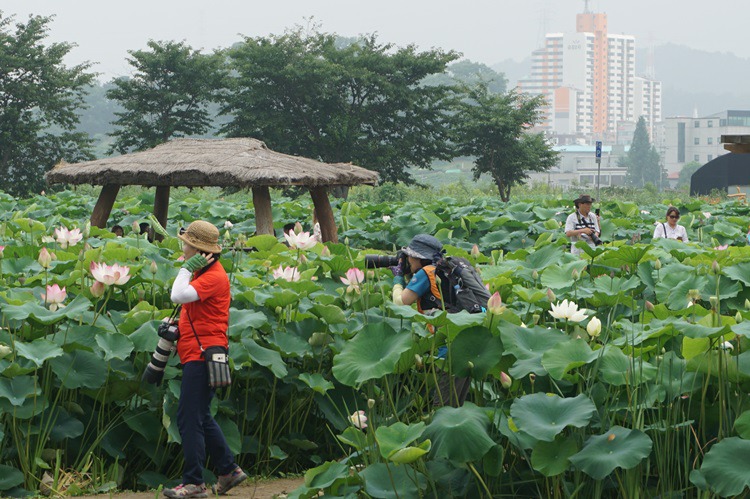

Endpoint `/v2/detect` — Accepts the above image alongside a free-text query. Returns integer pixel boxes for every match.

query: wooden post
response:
[310,186,338,243]
[90,184,121,228]
[252,186,274,236]
[153,185,170,242]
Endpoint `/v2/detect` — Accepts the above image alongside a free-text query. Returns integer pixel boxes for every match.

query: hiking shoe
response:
[163,483,207,498]
[212,467,247,495]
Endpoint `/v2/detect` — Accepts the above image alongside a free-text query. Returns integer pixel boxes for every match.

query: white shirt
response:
[565,211,600,255]
[653,222,688,242]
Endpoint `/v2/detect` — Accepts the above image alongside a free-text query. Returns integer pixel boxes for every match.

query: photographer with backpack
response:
[391,234,490,407]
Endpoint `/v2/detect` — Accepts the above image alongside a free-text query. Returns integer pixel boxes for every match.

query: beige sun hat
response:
[178,220,222,254]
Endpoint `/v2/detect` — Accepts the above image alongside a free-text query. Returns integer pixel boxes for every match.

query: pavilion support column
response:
[153,185,170,242]
[90,184,121,229]
[310,186,338,243]
[252,186,274,236]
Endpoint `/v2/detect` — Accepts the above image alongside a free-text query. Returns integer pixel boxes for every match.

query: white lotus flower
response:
[349,410,368,429]
[54,226,83,248]
[587,316,602,338]
[382,215,391,223]
[273,265,300,282]
[549,299,588,323]
[284,229,318,250]
[90,262,131,286]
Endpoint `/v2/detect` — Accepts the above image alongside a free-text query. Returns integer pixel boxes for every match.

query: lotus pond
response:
[3,189,750,497]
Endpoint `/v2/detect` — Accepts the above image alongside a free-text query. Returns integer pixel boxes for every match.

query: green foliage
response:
[678,161,702,189]
[422,58,507,94]
[454,84,558,201]
[107,40,226,154]
[623,116,665,188]
[0,13,95,197]
[221,28,459,184]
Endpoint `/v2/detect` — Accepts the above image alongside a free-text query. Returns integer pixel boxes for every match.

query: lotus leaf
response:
[1,293,91,325]
[217,415,242,455]
[237,338,288,378]
[541,339,598,380]
[48,408,84,441]
[298,373,334,394]
[531,436,579,476]
[501,324,568,378]
[332,322,413,386]
[733,410,750,439]
[304,460,350,489]
[337,426,368,451]
[361,462,428,499]
[653,351,703,399]
[655,272,709,310]
[311,303,346,324]
[424,403,495,463]
[724,261,750,287]
[14,338,64,368]
[598,347,657,386]
[0,464,24,490]
[376,422,426,459]
[699,437,750,497]
[50,351,107,389]
[511,393,596,442]
[569,426,652,479]
[95,333,134,362]
[0,375,40,406]
[541,260,588,290]
[448,326,504,378]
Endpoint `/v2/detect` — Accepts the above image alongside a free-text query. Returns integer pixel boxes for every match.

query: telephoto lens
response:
[142,321,179,385]
[364,254,400,269]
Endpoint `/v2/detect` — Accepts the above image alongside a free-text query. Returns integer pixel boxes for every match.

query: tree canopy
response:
[0,13,95,197]
[454,84,558,201]
[107,40,226,154]
[220,29,460,184]
[623,116,664,189]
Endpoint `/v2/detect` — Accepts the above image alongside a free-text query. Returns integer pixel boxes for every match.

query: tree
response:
[677,161,701,189]
[622,116,664,188]
[0,13,95,197]
[107,40,226,154]
[422,59,507,95]
[454,84,558,201]
[221,29,459,184]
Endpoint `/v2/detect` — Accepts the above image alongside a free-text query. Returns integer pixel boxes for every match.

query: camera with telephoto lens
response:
[365,251,409,274]
[142,320,180,385]
[575,219,603,246]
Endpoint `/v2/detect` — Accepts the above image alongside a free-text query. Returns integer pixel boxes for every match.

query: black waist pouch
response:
[203,346,231,388]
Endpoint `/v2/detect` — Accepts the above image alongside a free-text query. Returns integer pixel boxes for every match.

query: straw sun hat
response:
[178,220,222,254]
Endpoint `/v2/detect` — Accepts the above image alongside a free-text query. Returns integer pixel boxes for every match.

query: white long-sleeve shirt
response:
[170,268,200,303]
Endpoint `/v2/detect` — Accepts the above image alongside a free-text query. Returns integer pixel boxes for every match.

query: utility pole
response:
[595,141,602,200]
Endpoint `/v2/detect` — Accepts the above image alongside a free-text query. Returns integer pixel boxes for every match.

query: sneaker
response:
[212,467,247,495]
[163,483,207,498]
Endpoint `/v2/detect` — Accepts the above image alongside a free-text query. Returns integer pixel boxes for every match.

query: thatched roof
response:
[46,138,379,187]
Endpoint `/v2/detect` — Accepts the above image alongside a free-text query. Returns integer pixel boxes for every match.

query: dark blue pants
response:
[177,361,236,484]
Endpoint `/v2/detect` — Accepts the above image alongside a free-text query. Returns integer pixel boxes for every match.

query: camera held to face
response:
[142,320,180,385]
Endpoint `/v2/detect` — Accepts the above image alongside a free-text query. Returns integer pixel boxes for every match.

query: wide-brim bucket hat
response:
[574,194,595,205]
[402,234,444,261]
[178,220,222,254]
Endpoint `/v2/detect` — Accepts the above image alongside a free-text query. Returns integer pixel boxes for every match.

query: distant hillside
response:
[493,43,750,117]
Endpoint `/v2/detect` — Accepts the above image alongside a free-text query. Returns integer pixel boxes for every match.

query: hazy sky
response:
[2,0,747,80]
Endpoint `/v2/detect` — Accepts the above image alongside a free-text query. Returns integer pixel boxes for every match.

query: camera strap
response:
[183,308,205,353]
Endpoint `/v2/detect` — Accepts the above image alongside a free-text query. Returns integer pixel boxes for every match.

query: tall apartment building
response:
[518,9,661,143]
[661,110,750,173]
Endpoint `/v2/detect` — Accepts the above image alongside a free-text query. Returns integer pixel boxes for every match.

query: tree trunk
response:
[153,185,170,242]
[252,186,274,236]
[309,186,338,243]
[90,184,121,228]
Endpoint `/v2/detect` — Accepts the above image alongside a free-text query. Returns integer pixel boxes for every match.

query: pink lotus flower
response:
[341,268,364,286]
[284,229,318,250]
[0,245,5,257]
[471,244,481,258]
[54,226,83,249]
[90,281,106,298]
[38,247,52,268]
[715,244,729,250]
[320,246,331,257]
[41,284,67,311]
[90,262,131,286]
[273,265,300,282]
[487,292,505,315]
[349,410,368,429]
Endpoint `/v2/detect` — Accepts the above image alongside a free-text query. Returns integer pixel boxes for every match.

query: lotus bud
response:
[150,261,158,274]
[709,296,719,309]
[132,221,140,233]
[298,253,308,264]
[571,269,579,280]
[532,314,540,325]
[367,398,375,409]
[51,251,58,261]
[224,220,233,229]
[467,361,474,370]
[293,221,303,235]
[531,269,539,281]
[309,332,328,347]
[137,289,146,301]
[223,230,231,240]
[344,237,350,247]
[487,292,505,315]
[500,372,512,389]
[321,245,331,257]
[547,288,556,302]
[414,354,423,369]
[0,344,11,359]
[645,301,655,312]
[18,277,25,285]
[471,244,480,258]
[712,260,721,275]
[90,281,105,298]
[587,316,602,338]
[736,311,743,323]
[38,247,52,268]
[366,270,375,280]
[275,306,282,315]
[654,259,662,270]
[83,221,91,238]
[746,299,750,310]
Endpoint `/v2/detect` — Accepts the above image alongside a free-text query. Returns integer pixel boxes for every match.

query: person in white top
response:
[564,194,601,255]
[653,206,688,242]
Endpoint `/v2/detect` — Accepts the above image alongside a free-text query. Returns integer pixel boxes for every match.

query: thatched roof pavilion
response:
[46,138,379,243]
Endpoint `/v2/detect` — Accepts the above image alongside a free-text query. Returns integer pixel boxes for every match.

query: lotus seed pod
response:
[137,289,146,301]
[308,332,328,347]
[529,373,536,384]
[709,296,719,309]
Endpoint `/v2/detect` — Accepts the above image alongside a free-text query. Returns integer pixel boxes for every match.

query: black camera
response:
[575,219,603,246]
[365,251,409,274]
[142,321,180,385]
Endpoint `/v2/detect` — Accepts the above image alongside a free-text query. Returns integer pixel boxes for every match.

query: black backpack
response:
[421,257,491,314]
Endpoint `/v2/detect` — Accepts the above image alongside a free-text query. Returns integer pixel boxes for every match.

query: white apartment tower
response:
[518,8,661,142]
